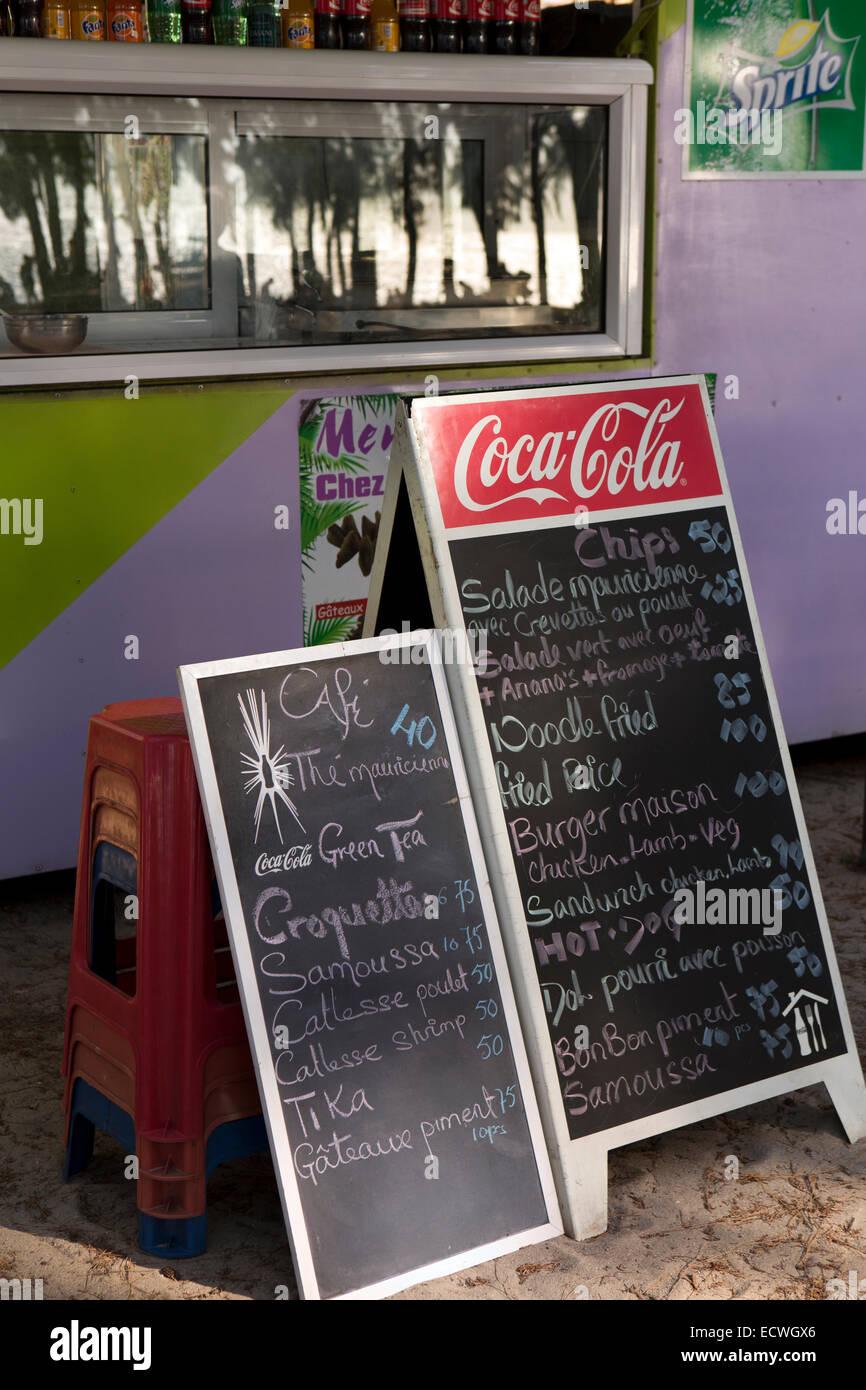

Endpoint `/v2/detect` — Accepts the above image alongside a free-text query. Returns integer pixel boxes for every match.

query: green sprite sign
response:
[683,0,866,177]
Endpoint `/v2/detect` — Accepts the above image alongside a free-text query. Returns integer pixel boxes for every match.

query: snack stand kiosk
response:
[0,37,652,877]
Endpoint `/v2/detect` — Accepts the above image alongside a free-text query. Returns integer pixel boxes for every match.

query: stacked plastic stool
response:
[62,697,267,1258]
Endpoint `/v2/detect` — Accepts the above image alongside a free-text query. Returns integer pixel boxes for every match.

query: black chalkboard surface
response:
[448,507,847,1139]
[364,376,866,1239]
[179,633,560,1299]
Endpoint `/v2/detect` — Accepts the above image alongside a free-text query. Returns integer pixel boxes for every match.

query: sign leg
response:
[823,1054,866,1143]
[558,1139,609,1241]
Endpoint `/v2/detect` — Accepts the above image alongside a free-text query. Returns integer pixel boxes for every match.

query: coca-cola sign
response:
[414,382,722,529]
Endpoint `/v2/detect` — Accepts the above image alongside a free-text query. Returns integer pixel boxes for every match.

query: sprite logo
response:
[687,1,866,175]
[723,11,858,121]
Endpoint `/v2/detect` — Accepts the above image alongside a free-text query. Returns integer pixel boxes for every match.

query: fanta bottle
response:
[43,0,72,35]
[281,0,314,47]
[71,0,106,36]
[107,0,144,36]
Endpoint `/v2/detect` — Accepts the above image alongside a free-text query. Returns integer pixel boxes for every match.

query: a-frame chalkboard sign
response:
[179,630,561,1298]
[363,376,866,1239]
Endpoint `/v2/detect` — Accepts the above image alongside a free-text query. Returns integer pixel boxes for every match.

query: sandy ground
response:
[1,747,864,1303]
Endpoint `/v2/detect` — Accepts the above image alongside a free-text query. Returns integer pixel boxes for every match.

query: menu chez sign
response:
[179,633,561,1299]
[364,376,866,1235]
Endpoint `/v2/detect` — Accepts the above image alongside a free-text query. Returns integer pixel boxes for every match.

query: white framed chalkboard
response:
[178,630,561,1298]
[364,376,866,1240]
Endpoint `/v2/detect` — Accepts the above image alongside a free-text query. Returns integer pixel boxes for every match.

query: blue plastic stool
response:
[63,1077,269,1257]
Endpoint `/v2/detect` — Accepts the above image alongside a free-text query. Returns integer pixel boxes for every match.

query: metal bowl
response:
[2,313,88,355]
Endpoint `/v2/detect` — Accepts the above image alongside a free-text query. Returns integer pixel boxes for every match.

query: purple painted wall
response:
[650,23,866,743]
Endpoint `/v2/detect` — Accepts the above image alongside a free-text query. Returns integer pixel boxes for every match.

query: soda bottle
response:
[517,0,536,53]
[281,0,312,45]
[491,0,516,53]
[248,0,278,43]
[147,0,180,38]
[181,0,212,39]
[341,0,368,49]
[43,0,71,33]
[398,0,428,51]
[314,0,340,47]
[107,0,144,37]
[462,0,489,53]
[370,0,397,51]
[213,0,247,42]
[433,0,459,51]
[71,0,105,36]
[14,0,43,32]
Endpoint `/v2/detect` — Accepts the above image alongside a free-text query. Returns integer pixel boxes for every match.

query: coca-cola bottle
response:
[433,0,460,51]
[518,0,537,53]
[491,0,516,53]
[398,0,429,51]
[182,0,213,40]
[342,0,369,46]
[314,0,341,46]
[14,0,43,33]
[462,0,489,53]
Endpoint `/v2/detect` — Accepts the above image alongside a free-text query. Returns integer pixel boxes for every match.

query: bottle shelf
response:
[0,38,651,100]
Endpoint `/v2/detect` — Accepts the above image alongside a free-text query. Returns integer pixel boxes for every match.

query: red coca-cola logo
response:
[465,0,492,17]
[494,0,519,19]
[520,0,539,18]
[437,0,460,17]
[414,383,723,530]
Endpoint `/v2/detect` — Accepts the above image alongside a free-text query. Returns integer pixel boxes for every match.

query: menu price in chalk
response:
[450,506,847,1141]
[192,645,551,1298]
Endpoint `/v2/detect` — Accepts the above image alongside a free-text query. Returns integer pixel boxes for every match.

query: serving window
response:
[0,52,650,376]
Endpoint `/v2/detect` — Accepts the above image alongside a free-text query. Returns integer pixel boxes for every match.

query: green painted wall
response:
[0,385,288,669]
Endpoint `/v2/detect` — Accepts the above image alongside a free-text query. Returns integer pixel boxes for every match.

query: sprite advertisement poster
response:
[683,1,866,177]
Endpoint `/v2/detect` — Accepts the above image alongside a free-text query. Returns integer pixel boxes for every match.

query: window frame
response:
[0,46,653,386]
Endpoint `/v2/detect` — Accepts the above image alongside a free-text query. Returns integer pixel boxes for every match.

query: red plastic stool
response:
[62,697,263,1253]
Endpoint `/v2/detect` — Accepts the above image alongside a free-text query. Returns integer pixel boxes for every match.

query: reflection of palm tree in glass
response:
[458,134,525,297]
[239,124,441,314]
[238,134,312,304]
[0,129,197,314]
[402,138,418,303]
[133,137,177,308]
[531,128,547,305]
[531,110,605,326]
[234,105,603,328]
[0,131,100,312]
